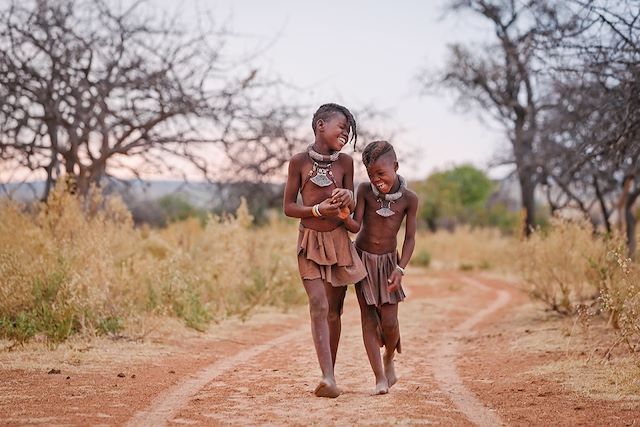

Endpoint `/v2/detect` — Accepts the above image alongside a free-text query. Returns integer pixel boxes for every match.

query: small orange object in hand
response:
[338,206,350,219]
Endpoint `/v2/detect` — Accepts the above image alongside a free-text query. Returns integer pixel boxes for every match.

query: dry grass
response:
[3,183,639,356]
[0,184,305,343]
[528,309,640,402]
[412,226,517,272]
[414,220,640,355]
[0,304,307,372]
[517,219,625,314]
[597,251,640,350]
[509,298,640,401]
[534,358,640,401]
[518,219,640,352]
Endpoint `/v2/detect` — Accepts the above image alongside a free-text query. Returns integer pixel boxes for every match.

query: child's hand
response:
[338,206,350,220]
[387,270,402,292]
[318,198,341,217]
[330,188,354,208]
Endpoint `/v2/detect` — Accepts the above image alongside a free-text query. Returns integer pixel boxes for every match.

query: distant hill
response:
[0,179,283,210]
[0,181,46,202]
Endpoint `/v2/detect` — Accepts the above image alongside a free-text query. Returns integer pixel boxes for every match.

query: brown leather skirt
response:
[355,247,405,353]
[297,224,367,287]
[356,248,406,307]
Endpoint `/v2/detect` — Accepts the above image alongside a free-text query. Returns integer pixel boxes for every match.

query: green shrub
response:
[412,249,432,268]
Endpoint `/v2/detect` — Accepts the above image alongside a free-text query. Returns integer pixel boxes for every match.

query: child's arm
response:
[331,189,355,212]
[388,193,418,292]
[283,155,341,218]
[330,155,356,211]
[342,183,367,233]
[342,215,358,233]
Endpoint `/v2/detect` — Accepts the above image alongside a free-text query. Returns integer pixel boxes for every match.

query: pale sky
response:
[150,0,506,181]
[1,0,508,184]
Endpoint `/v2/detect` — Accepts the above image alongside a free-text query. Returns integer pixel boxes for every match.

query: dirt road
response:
[1,270,638,426]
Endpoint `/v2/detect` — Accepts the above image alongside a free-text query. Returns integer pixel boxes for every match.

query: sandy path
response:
[126,271,512,426]
[431,276,510,427]
[125,326,309,427]
[2,270,638,426]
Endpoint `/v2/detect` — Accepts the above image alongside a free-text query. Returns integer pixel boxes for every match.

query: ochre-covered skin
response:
[282,106,361,398]
[346,143,419,395]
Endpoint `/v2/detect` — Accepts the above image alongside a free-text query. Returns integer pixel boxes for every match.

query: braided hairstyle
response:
[362,140,396,168]
[311,103,358,147]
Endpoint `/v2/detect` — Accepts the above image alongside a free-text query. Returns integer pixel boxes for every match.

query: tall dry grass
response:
[598,252,640,351]
[412,226,517,272]
[516,219,640,351]
[3,183,638,351]
[0,184,304,343]
[413,220,640,351]
[517,219,625,314]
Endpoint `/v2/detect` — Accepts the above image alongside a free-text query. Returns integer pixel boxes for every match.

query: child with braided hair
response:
[283,103,367,398]
[343,140,418,395]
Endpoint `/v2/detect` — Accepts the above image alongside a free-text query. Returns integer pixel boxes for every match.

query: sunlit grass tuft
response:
[0,184,304,343]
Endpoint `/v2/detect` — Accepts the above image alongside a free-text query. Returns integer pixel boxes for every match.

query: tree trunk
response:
[42,120,60,201]
[518,170,536,237]
[42,166,54,202]
[625,188,640,260]
[593,175,612,234]
[513,119,536,238]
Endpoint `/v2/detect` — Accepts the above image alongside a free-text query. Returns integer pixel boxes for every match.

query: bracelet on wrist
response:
[312,204,322,217]
[395,265,405,275]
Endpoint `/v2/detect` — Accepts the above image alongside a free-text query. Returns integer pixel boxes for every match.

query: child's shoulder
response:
[357,181,372,193]
[289,151,309,165]
[403,187,419,203]
[337,152,355,165]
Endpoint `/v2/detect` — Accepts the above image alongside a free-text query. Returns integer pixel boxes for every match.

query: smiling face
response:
[366,154,399,194]
[317,112,350,152]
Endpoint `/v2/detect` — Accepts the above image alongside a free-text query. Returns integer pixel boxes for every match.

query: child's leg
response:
[356,286,388,394]
[380,303,400,387]
[303,278,341,398]
[324,283,346,367]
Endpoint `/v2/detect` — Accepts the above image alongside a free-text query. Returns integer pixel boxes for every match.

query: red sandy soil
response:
[0,270,638,426]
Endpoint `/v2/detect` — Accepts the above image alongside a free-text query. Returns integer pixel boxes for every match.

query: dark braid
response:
[362,140,396,167]
[311,103,358,147]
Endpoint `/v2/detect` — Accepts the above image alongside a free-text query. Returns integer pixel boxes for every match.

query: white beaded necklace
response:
[307,145,339,187]
[370,175,406,217]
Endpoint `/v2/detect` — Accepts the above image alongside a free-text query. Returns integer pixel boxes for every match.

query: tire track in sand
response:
[125,325,308,427]
[128,273,512,426]
[432,275,511,427]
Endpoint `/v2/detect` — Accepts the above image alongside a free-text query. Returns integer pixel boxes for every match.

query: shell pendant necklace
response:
[307,145,339,187]
[371,175,406,217]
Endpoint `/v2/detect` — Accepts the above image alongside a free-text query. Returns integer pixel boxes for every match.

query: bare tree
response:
[0,0,263,198]
[537,77,620,232]
[538,0,640,255]
[425,0,639,250]
[218,99,391,182]
[421,0,567,236]
[578,0,640,257]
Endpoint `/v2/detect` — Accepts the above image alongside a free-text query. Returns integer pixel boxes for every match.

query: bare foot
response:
[384,352,397,388]
[314,380,341,398]
[374,378,389,395]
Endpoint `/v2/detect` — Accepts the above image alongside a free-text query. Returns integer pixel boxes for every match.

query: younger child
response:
[343,140,418,395]
[283,103,367,398]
